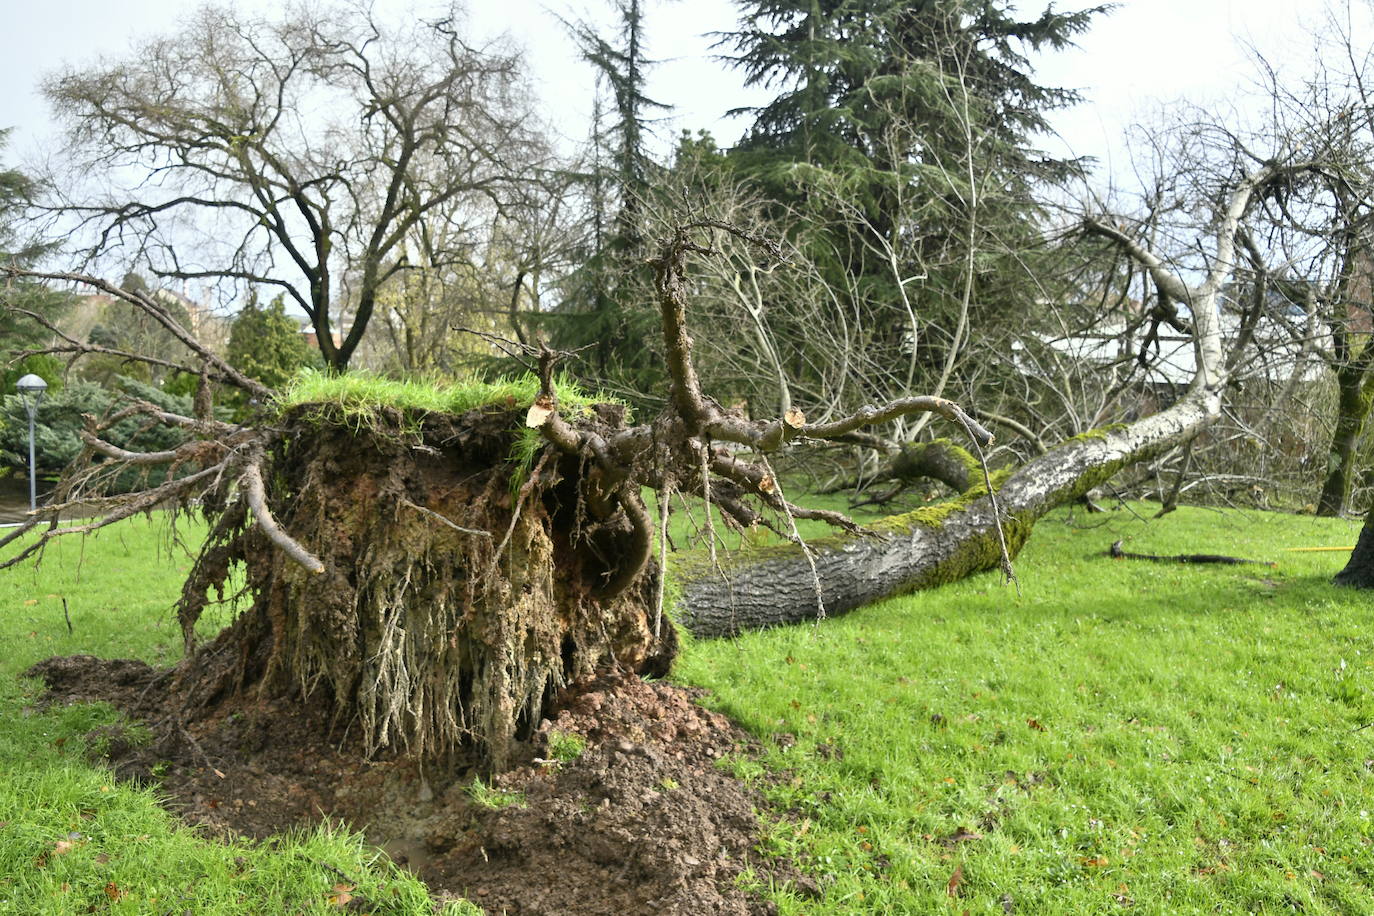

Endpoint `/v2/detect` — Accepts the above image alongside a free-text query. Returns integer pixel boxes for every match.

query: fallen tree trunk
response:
[677,391,1220,637]
[2,248,998,768]
[671,153,1311,636]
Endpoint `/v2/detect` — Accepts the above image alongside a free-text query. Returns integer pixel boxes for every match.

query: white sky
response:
[0,0,1362,185]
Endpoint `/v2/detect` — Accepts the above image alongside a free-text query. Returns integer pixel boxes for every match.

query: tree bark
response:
[1334,500,1374,588]
[887,439,980,493]
[677,389,1219,637]
[1317,361,1374,517]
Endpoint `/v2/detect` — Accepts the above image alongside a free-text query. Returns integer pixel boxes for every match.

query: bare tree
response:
[1091,8,1374,518]
[354,164,582,374]
[1256,9,1374,517]
[43,4,544,370]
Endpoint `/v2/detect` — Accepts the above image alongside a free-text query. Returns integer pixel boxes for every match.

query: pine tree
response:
[227,294,316,395]
[718,0,1105,402]
[547,0,670,394]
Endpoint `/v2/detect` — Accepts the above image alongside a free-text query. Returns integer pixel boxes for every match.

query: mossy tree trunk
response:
[1317,351,1374,517]
[821,438,985,507]
[677,389,1220,636]
[887,439,983,494]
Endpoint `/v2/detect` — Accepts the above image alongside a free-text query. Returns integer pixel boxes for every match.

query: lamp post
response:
[15,374,48,512]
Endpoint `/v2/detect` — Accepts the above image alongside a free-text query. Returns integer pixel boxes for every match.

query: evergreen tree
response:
[227,293,316,392]
[547,1,669,395]
[565,0,666,246]
[718,0,1105,404]
[0,377,196,483]
[724,0,1099,182]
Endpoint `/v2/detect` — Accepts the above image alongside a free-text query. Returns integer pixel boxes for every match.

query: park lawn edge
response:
[2,500,1371,913]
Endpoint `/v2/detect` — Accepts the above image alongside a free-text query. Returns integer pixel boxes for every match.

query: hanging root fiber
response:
[175,403,673,769]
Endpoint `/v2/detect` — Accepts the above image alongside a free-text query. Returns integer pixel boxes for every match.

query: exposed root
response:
[241,452,325,575]
[172,407,673,769]
[398,498,493,539]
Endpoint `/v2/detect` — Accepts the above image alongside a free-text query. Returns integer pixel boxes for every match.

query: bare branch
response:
[0,463,228,572]
[3,268,271,399]
[803,397,994,447]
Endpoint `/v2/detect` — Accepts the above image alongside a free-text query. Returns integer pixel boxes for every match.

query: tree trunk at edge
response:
[1334,501,1374,588]
[1317,365,1372,517]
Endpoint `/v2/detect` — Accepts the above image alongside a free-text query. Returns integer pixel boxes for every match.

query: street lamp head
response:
[16,374,48,397]
[16,374,48,419]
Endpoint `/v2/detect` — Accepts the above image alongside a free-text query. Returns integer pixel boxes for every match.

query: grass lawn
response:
[1,501,1371,913]
[679,503,1374,914]
[0,515,471,915]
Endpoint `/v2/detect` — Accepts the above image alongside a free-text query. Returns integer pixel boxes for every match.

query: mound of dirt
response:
[25,656,811,915]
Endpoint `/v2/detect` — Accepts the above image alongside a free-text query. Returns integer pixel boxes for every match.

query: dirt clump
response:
[26,656,805,915]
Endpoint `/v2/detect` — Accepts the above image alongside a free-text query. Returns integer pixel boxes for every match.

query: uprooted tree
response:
[0,136,1335,764]
[0,246,995,769]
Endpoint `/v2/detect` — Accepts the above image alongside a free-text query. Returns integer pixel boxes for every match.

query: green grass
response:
[677,503,1374,914]
[3,498,1372,913]
[464,779,527,811]
[0,516,476,914]
[277,368,620,425]
[277,368,627,489]
[546,730,588,764]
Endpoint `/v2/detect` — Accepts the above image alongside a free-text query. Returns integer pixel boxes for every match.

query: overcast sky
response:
[0,1,1362,185]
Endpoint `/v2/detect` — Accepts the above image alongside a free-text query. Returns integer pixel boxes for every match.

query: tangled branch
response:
[525,221,1006,597]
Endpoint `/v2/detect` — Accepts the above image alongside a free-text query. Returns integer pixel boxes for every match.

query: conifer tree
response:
[227,294,316,392]
[549,1,670,392]
[718,0,1105,406]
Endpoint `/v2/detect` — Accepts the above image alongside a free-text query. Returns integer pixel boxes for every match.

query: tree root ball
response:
[175,403,676,768]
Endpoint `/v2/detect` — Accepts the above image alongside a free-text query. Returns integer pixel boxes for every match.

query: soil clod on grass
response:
[26,655,798,915]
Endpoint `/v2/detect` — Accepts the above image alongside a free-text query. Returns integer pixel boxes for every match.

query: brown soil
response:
[26,656,812,915]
